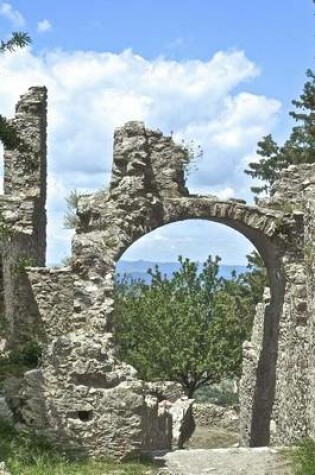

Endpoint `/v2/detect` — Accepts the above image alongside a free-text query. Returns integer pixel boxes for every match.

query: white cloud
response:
[0,2,25,27]
[0,47,281,264]
[215,187,235,200]
[37,19,52,33]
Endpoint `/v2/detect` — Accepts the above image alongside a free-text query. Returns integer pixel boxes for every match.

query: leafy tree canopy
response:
[115,252,267,398]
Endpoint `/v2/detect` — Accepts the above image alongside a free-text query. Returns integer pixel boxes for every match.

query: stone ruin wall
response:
[240,164,315,447]
[0,86,46,350]
[0,86,315,458]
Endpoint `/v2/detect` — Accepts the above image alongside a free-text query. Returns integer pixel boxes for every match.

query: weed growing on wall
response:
[0,211,12,240]
[63,190,81,229]
[0,341,42,389]
[13,257,35,275]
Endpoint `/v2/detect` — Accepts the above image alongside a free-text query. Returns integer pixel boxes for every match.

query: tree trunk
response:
[186,384,196,399]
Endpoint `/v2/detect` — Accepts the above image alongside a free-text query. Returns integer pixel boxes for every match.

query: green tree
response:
[227,251,268,348]
[239,250,267,305]
[0,32,31,149]
[63,189,81,229]
[245,69,315,196]
[0,31,31,53]
[115,255,262,397]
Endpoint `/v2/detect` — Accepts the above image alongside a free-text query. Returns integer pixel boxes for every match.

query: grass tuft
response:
[0,418,158,475]
[285,437,315,475]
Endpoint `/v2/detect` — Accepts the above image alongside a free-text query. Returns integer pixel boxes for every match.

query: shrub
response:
[286,438,315,475]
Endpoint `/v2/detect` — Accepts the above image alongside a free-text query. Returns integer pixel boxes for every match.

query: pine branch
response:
[0,32,31,53]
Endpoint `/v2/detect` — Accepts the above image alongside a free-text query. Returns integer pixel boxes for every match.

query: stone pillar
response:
[240,165,315,447]
[304,180,315,440]
[1,86,47,348]
[270,261,310,444]
[268,171,313,445]
[239,291,269,445]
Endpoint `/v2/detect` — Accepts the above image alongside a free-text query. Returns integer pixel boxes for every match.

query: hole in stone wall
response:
[114,219,273,450]
[77,410,93,422]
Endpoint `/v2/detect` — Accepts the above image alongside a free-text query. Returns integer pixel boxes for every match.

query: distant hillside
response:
[116,260,247,284]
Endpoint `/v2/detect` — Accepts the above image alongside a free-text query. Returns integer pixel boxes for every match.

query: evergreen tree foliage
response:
[0,32,31,53]
[0,32,31,149]
[63,190,81,229]
[245,69,315,196]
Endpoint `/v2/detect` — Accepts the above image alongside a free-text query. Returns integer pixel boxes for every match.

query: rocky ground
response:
[154,423,293,475]
[157,447,293,475]
[0,463,11,475]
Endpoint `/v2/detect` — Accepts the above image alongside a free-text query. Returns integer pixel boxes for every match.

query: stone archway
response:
[3,97,314,460]
[67,122,289,455]
[114,209,285,448]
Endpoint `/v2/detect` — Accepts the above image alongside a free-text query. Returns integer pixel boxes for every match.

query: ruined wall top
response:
[110,121,188,197]
[4,86,47,201]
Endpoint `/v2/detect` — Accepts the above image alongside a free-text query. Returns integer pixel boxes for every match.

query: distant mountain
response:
[116,260,247,284]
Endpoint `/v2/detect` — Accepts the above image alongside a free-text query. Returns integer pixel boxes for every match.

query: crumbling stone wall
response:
[1,87,315,459]
[193,403,239,433]
[0,86,47,349]
[240,164,315,447]
[269,166,315,446]
[305,178,315,442]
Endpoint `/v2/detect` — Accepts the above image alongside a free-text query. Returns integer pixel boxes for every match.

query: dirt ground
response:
[184,425,239,450]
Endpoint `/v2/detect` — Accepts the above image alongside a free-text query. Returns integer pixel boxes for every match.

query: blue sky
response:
[0,1,313,264]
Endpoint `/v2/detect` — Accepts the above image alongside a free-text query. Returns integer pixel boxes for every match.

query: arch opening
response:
[113,218,284,449]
